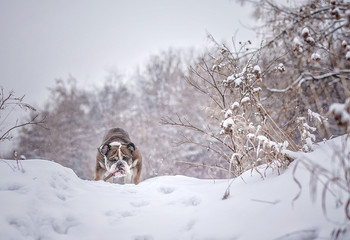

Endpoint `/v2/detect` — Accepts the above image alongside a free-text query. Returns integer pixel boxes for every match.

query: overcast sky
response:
[0,0,258,154]
[0,0,257,107]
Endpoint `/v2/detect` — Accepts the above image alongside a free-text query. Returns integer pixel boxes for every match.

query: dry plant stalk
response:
[0,88,46,142]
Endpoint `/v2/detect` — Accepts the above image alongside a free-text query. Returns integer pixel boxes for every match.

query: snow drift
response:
[0,136,349,240]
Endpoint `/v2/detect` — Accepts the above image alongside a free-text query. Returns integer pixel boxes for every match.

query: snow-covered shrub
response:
[248,0,350,143]
[162,41,298,177]
[164,0,349,178]
[217,47,294,175]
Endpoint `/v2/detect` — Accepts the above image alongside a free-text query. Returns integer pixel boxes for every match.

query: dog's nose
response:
[116,161,123,169]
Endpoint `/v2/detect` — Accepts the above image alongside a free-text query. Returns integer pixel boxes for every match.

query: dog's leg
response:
[94,172,101,181]
[124,172,133,184]
[133,167,142,185]
[94,164,106,181]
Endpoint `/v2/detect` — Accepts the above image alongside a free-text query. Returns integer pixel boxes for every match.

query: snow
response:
[224,109,232,119]
[293,37,303,47]
[253,87,262,93]
[256,135,288,152]
[342,40,348,48]
[234,77,242,86]
[329,100,350,125]
[241,96,250,104]
[346,51,350,61]
[301,27,309,37]
[305,36,315,45]
[231,101,240,109]
[277,63,285,72]
[307,109,324,123]
[1,136,349,240]
[311,52,320,61]
[253,65,261,74]
[225,66,248,87]
[222,117,234,129]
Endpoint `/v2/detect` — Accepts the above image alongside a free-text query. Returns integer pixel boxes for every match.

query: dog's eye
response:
[110,158,117,162]
[122,156,128,161]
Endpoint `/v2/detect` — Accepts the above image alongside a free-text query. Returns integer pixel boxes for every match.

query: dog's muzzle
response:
[110,160,130,177]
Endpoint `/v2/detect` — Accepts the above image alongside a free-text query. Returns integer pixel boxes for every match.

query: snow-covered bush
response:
[162,42,297,177]
[218,51,294,175]
[248,0,350,142]
[163,0,349,178]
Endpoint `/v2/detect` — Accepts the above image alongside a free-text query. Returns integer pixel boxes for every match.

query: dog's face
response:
[98,141,135,178]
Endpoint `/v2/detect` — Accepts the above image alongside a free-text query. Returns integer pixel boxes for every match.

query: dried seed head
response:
[253,65,261,77]
[346,51,350,61]
[311,53,321,62]
[277,63,285,72]
[301,27,309,38]
[342,40,348,49]
[305,36,315,46]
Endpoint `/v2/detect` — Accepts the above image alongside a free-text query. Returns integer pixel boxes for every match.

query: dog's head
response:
[98,141,135,178]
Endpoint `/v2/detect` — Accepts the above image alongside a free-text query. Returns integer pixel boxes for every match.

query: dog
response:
[94,128,142,184]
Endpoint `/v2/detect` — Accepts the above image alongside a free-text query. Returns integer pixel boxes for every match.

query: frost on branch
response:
[296,109,328,152]
[308,109,327,124]
[297,117,316,152]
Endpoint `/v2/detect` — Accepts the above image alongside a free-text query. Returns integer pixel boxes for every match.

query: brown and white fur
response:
[94,128,142,184]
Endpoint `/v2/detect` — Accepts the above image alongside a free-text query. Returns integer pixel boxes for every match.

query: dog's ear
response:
[98,143,110,156]
[127,142,135,154]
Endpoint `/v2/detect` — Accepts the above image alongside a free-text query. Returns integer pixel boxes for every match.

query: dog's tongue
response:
[113,168,125,176]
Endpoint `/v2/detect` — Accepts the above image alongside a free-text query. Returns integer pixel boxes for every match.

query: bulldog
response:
[94,128,142,184]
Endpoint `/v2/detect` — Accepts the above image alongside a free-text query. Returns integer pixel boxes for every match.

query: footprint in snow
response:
[130,201,150,207]
[8,218,31,236]
[183,196,201,206]
[119,210,136,218]
[185,219,196,231]
[158,186,175,194]
[56,193,67,201]
[51,216,79,235]
[134,235,154,240]
[106,210,137,218]
[0,183,28,194]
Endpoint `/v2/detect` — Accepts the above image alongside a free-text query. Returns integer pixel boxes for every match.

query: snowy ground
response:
[1,136,350,240]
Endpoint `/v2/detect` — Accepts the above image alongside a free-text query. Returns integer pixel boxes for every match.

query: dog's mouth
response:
[113,167,126,176]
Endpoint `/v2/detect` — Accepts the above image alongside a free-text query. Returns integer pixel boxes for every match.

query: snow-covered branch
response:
[267,69,350,93]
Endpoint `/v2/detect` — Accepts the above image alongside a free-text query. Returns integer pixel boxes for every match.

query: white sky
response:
[0,0,258,154]
[0,0,257,108]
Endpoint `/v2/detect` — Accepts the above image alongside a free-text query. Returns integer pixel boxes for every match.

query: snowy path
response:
[0,136,349,240]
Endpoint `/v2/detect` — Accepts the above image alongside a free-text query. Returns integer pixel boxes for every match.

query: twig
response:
[103,173,113,181]
[0,114,46,141]
[177,160,228,172]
